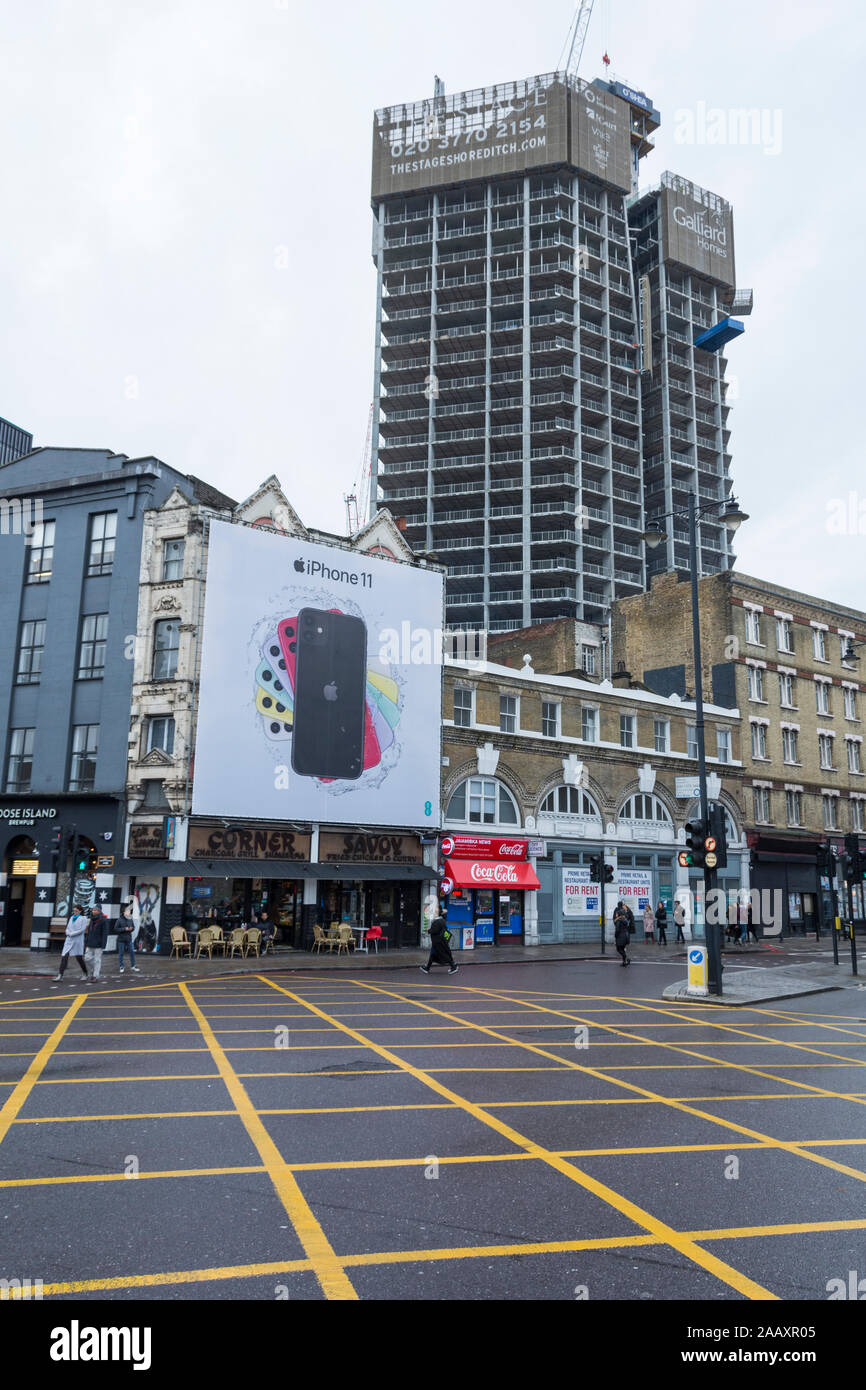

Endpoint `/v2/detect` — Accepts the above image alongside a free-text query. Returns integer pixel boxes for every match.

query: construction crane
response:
[559,0,597,78]
[344,402,374,535]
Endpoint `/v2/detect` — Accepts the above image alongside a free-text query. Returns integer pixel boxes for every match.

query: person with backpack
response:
[420,915,458,975]
[655,899,668,946]
[614,909,631,967]
[53,907,90,982]
[115,904,140,974]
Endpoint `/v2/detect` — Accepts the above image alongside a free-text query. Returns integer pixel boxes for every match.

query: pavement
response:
[0,932,855,986]
[0,956,864,1303]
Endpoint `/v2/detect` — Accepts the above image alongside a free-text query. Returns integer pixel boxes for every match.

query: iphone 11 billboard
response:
[192,521,444,828]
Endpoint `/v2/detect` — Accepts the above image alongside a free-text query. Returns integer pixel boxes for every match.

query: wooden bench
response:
[47,916,68,952]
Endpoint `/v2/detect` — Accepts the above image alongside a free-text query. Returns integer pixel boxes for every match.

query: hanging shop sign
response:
[128,824,166,858]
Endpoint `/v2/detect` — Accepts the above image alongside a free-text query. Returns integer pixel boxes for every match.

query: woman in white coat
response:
[54,908,90,982]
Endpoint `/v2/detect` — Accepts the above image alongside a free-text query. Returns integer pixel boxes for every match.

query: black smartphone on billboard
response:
[290,608,367,780]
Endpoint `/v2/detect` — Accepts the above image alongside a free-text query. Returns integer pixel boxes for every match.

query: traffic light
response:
[603,863,614,884]
[589,855,601,883]
[843,834,862,881]
[682,820,708,870]
[49,824,64,865]
[707,805,728,870]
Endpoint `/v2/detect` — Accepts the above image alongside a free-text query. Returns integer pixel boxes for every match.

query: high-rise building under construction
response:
[369,72,748,633]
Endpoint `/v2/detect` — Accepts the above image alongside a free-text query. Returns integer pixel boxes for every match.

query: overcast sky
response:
[1,1,863,609]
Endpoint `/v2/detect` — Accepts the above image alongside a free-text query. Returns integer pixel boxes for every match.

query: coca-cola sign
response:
[441,835,527,861]
[469,862,522,884]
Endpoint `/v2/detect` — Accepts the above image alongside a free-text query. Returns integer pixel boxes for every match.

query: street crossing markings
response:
[178,982,358,1302]
[0,995,86,1148]
[258,976,777,1303]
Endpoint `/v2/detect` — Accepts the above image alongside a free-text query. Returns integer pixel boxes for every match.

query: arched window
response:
[619,794,672,824]
[446,776,519,827]
[540,786,601,818]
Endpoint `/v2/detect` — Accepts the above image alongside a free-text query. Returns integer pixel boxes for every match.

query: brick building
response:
[611,570,866,931]
[442,656,745,945]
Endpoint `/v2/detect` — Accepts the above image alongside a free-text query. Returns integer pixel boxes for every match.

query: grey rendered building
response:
[0,446,227,948]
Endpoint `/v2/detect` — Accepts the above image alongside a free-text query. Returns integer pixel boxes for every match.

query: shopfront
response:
[1,797,125,949]
[747,834,828,937]
[315,832,427,946]
[119,821,433,950]
[439,835,539,946]
[537,846,679,944]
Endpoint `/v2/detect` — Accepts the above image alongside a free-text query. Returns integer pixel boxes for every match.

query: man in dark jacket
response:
[84,907,108,982]
[655,900,668,946]
[614,912,631,967]
[420,916,458,975]
[115,905,140,974]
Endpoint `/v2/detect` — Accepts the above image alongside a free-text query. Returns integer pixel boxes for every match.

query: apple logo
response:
[293,558,305,573]
[323,682,338,702]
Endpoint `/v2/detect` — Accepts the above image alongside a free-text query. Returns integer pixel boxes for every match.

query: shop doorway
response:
[2,835,38,947]
[444,887,525,945]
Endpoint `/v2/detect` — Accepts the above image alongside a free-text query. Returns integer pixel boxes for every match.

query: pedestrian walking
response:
[655,900,668,946]
[747,899,758,943]
[642,902,655,943]
[614,911,631,967]
[738,899,750,946]
[54,908,90,981]
[114,904,140,974]
[420,916,458,975]
[84,906,108,981]
[674,899,686,943]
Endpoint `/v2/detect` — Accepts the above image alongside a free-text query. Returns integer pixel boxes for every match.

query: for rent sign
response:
[562,866,600,917]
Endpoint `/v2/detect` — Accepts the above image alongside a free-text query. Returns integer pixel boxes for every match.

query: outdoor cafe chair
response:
[244,927,263,957]
[227,927,247,958]
[195,927,214,959]
[170,926,192,959]
[335,924,355,956]
[312,924,333,954]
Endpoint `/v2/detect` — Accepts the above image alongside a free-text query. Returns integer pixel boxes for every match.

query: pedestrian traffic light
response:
[49,824,64,864]
[603,863,614,884]
[707,804,728,870]
[684,820,707,870]
[589,855,601,883]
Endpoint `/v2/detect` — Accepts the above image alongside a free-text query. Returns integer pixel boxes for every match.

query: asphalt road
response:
[1,957,865,1302]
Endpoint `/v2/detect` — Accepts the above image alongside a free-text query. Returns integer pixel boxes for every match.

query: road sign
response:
[704,851,718,869]
[439,877,453,896]
[687,946,708,996]
[675,777,701,799]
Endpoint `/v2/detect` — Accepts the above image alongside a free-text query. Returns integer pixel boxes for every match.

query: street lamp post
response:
[644,493,749,997]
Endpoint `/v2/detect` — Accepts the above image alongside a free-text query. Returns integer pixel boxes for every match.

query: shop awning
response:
[443,858,540,890]
[115,860,433,881]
